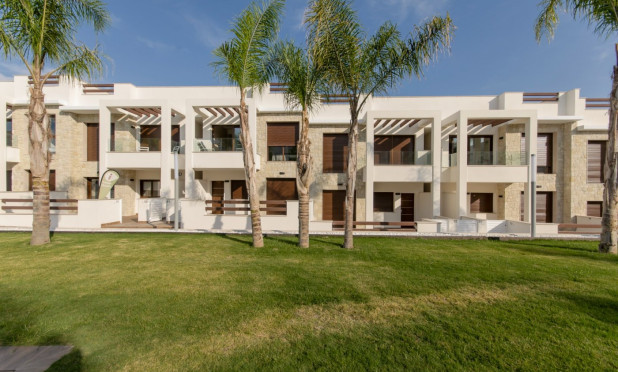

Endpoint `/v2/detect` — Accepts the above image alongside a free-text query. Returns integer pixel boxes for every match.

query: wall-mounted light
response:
[279,172,285,175]
[499,136,504,140]
[498,195,503,198]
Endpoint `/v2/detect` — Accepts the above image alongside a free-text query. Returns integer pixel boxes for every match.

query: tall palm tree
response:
[535,0,618,254]
[212,0,285,248]
[306,0,454,249]
[267,42,323,248]
[0,0,109,246]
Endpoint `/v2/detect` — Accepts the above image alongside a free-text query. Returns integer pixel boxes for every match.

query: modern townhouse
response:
[0,75,609,233]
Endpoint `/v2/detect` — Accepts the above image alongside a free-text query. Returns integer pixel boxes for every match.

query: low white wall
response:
[574,215,602,233]
[505,220,559,235]
[0,199,121,229]
[0,191,69,201]
[417,220,440,233]
[180,199,331,232]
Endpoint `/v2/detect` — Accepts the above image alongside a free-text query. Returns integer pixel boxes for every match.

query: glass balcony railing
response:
[374,150,431,165]
[110,137,161,152]
[194,138,242,152]
[447,151,527,166]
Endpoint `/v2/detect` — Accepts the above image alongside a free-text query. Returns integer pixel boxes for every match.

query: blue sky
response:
[0,0,616,97]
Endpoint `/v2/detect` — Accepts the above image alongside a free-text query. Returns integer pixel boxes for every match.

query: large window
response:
[373,192,394,212]
[587,141,606,183]
[323,134,348,173]
[140,180,160,198]
[86,123,99,161]
[6,118,12,147]
[212,126,241,151]
[49,115,56,153]
[468,135,493,165]
[140,125,161,151]
[267,122,298,161]
[374,136,414,165]
[537,133,553,174]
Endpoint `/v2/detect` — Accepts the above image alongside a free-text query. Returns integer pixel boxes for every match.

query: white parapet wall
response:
[180,199,333,232]
[0,199,122,229]
[505,220,559,235]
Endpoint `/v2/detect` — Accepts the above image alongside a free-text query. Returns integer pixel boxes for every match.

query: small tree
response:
[212,0,285,248]
[306,0,454,248]
[535,0,618,254]
[0,0,109,245]
[267,42,323,248]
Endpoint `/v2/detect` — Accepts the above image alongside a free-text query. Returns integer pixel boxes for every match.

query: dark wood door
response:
[266,178,297,215]
[536,192,553,223]
[401,193,414,221]
[470,193,493,213]
[86,123,99,161]
[323,190,345,221]
[231,180,247,200]
[212,181,225,215]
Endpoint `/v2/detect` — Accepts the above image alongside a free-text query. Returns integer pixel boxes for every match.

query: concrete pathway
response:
[0,346,72,372]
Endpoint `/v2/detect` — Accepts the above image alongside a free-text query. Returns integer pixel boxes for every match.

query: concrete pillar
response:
[365,112,375,222]
[184,104,196,199]
[456,112,468,217]
[524,115,538,222]
[98,106,111,182]
[0,100,7,191]
[431,115,441,217]
[160,104,172,198]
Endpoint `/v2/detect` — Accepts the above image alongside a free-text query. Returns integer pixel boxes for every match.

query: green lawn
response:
[0,233,617,371]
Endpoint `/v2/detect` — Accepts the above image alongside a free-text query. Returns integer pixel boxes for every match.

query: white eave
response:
[538,116,583,124]
[10,99,67,106]
[576,123,609,132]
[59,106,100,114]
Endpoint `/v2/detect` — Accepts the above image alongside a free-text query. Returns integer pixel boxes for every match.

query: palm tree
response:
[535,0,618,254]
[267,42,323,248]
[305,0,454,249]
[0,0,109,246]
[212,0,285,248]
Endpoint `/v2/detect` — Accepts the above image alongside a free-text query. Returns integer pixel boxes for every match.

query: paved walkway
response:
[101,215,173,229]
[0,346,72,372]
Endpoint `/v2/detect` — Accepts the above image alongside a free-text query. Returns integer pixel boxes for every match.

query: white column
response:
[524,115,538,222]
[365,112,375,222]
[431,115,442,217]
[99,106,111,179]
[160,104,172,198]
[0,100,7,191]
[456,112,468,217]
[184,104,196,199]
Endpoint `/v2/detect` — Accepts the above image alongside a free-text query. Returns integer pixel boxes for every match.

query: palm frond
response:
[536,0,618,42]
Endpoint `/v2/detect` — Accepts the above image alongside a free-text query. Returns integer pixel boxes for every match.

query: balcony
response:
[5,133,19,163]
[373,150,432,182]
[193,138,244,169]
[107,138,161,169]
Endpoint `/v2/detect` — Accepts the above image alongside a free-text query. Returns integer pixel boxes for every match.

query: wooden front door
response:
[231,180,247,200]
[536,192,553,223]
[212,181,225,215]
[266,178,297,215]
[401,193,414,222]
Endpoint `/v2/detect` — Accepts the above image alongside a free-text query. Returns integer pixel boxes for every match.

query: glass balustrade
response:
[110,137,161,152]
[373,151,431,165]
[194,138,243,152]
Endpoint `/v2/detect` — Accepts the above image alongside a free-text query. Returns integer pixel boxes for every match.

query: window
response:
[6,170,11,191]
[470,193,493,213]
[140,125,161,151]
[139,180,160,198]
[49,115,56,153]
[374,136,414,165]
[448,135,457,166]
[587,141,606,183]
[537,133,553,174]
[587,201,603,218]
[86,123,99,161]
[468,135,493,165]
[323,134,348,173]
[6,118,12,147]
[267,122,298,161]
[266,178,297,215]
[373,192,394,212]
[520,191,554,222]
[86,177,99,199]
[212,126,241,151]
[231,180,247,199]
[29,170,55,191]
[171,125,180,151]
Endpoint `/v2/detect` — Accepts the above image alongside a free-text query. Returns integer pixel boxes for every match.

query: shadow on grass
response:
[264,235,299,248]
[555,292,618,326]
[217,234,253,247]
[503,240,618,263]
[46,348,83,372]
[310,237,344,249]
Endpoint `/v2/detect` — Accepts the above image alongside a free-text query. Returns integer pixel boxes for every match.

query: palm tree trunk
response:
[297,107,312,248]
[239,90,264,247]
[343,104,359,249]
[599,44,618,254]
[28,81,51,246]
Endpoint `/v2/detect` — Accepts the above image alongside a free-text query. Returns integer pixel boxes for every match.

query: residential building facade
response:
[0,76,609,231]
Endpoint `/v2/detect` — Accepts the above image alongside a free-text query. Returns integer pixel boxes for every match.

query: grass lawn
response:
[0,233,617,371]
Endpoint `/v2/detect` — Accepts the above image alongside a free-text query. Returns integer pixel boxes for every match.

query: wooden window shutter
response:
[373,192,394,212]
[267,123,298,146]
[537,133,553,174]
[536,192,553,223]
[266,178,297,215]
[86,123,99,161]
[231,180,248,199]
[323,190,346,221]
[323,134,348,173]
[587,201,602,217]
[587,141,606,183]
[470,193,492,213]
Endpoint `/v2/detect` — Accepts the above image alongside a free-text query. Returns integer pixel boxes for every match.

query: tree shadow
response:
[216,233,253,247]
[46,348,83,372]
[309,237,343,248]
[553,291,618,326]
[503,240,618,263]
[264,235,299,248]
